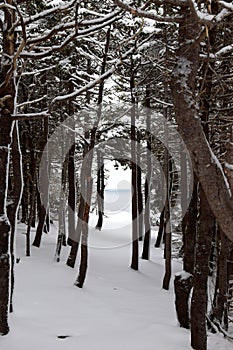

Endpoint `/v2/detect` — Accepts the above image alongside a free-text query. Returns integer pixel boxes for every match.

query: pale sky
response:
[105,161,131,190]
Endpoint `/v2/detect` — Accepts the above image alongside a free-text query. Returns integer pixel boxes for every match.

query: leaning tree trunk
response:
[171,5,233,243]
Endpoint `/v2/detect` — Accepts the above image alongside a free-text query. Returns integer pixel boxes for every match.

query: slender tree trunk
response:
[25,154,37,257]
[55,160,67,262]
[95,150,104,230]
[130,56,139,270]
[131,105,139,270]
[66,195,84,268]
[137,138,143,241]
[162,144,172,290]
[75,176,93,288]
[0,1,16,335]
[142,89,151,259]
[7,124,23,313]
[154,208,165,247]
[32,117,49,247]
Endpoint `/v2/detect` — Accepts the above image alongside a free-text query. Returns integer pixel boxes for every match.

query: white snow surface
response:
[1,212,232,350]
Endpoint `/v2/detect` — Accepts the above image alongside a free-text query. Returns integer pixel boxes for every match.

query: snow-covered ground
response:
[1,209,232,350]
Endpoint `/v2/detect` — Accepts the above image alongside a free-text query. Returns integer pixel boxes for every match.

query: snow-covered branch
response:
[189,0,231,25]
[23,0,78,25]
[17,95,47,108]
[113,0,183,23]
[21,11,122,59]
[52,47,135,103]
[12,111,50,121]
[218,0,233,11]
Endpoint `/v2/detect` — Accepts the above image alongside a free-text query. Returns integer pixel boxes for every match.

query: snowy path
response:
[1,212,232,350]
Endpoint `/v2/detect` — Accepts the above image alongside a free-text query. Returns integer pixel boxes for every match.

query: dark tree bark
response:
[0,1,16,335]
[162,139,172,290]
[66,195,84,268]
[75,176,93,288]
[32,117,49,247]
[174,272,193,329]
[183,175,198,274]
[55,159,67,262]
[25,152,37,257]
[130,94,139,270]
[154,208,165,248]
[67,84,76,242]
[137,138,143,241]
[191,186,214,350]
[142,89,151,260]
[95,150,104,231]
[210,229,229,328]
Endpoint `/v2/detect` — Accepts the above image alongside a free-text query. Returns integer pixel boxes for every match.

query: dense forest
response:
[0,1,233,349]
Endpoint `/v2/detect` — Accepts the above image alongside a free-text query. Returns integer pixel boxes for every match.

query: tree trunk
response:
[154,208,165,248]
[174,272,193,329]
[191,186,214,350]
[95,150,104,231]
[142,91,151,260]
[131,105,139,271]
[183,175,198,274]
[162,144,172,290]
[171,6,233,243]
[7,125,23,313]
[210,229,229,327]
[0,1,16,335]
[137,138,143,241]
[130,56,139,270]
[75,176,93,288]
[32,117,49,247]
